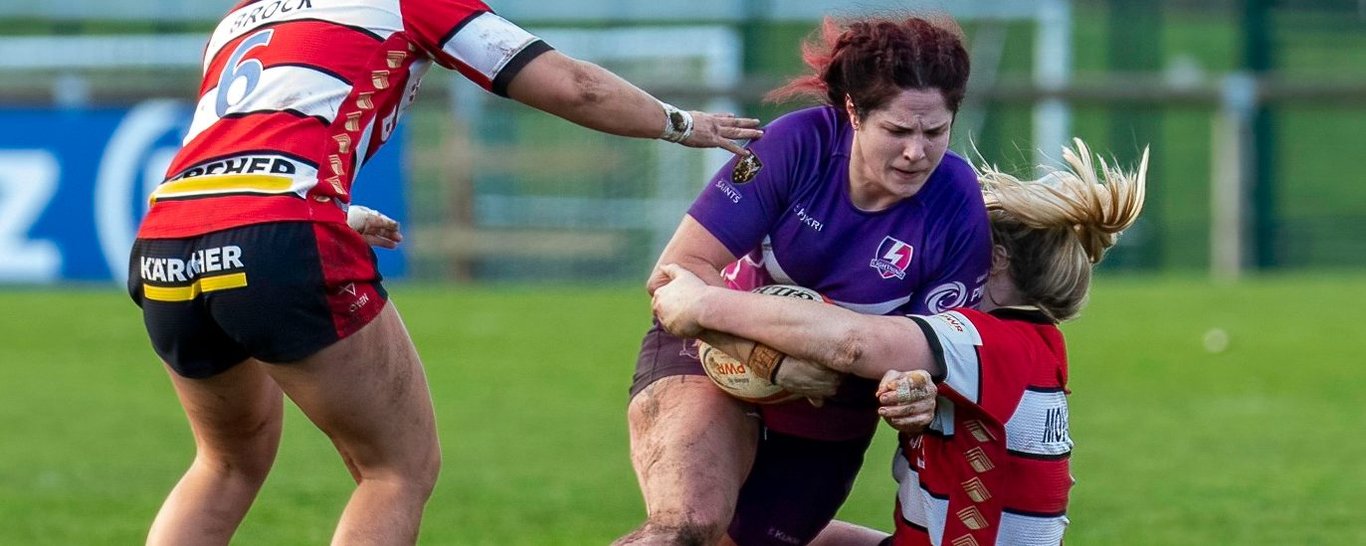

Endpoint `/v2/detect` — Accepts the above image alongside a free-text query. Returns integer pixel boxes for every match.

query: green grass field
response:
[2,275,1364,545]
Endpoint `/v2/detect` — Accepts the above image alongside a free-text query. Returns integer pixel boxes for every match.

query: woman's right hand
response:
[651,264,712,338]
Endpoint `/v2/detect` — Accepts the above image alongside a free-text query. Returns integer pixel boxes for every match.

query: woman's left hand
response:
[651,264,710,337]
[876,370,938,434]
[347,205,403,249]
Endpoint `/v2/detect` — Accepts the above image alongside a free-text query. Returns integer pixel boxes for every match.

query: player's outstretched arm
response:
[652,264,943,381]
[505,50,763,155]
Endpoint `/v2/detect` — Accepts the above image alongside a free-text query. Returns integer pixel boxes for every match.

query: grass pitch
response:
[1,275,1363,544]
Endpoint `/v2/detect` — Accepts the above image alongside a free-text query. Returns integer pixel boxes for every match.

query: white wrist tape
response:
[346,205,377,231]
[659,101,694,143]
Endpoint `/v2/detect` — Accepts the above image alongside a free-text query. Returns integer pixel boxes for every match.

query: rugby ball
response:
[749,283,829,302]
[698,341,798,404]
[697,284,828,404]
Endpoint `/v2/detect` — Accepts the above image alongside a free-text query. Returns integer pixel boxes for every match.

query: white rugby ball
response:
[698,341,798,404]
[749,283,829,302]
[697,284,828,404]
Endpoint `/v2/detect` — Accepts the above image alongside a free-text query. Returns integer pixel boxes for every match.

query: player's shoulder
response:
[921,150,985,214]
[394,0,492,30]
[970,307,1063,349]
[932,151,979,194]
[769,104,840,127]
[760,105,845,147]
[741,105,847,181]
[939,150,975,180]
[919,307,1039,339]
[912,309,986,345]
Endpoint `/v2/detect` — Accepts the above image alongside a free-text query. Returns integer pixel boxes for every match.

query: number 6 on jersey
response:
[215,29,275,117]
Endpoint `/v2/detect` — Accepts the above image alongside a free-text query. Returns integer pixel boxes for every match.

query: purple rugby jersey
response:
[686,105,992,441]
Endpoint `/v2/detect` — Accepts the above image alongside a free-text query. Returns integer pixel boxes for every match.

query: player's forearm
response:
[695,288,935,380]
[694,289,859,371]
[551,63,666,137]
[647,256,728,296]
[508,53,667,139]
[695,329,756,363]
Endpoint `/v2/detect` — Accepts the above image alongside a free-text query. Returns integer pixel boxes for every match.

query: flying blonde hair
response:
[977,138,1148,321]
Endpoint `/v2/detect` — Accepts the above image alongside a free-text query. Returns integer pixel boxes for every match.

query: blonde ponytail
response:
[978,139,1148,321]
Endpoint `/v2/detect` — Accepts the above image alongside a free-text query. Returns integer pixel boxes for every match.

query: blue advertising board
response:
[0,101,406,284]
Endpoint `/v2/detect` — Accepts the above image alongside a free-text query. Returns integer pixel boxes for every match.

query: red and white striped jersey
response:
[138,0,552,238]
[891,307,1074,546]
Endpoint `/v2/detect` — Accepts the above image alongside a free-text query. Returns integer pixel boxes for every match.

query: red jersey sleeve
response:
[401,0,554,96]
[908,309,1038,423]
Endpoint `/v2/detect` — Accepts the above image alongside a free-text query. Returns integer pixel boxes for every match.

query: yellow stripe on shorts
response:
[149,174,295,204]
[143,272,249,302]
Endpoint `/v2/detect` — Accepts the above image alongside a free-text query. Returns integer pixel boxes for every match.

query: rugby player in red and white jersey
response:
[650,140,1148,546]
[126,1,761,544]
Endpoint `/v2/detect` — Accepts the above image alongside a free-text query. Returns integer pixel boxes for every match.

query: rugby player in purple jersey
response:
[616,14,992,546]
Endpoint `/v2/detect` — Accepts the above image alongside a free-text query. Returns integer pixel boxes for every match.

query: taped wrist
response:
[658,101,694,143]
[346,205,374,231]
[747,343,787,383]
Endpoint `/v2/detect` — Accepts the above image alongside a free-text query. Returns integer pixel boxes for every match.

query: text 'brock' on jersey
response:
[229,0,316,33]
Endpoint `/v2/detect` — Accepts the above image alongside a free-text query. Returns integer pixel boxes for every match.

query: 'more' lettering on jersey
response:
[139,0,554,239]
[1006,387,1073,457]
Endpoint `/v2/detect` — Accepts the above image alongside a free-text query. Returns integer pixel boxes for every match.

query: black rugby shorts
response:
[127,221,387,378]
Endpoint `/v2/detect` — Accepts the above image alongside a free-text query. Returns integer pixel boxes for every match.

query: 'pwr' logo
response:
[870,236,913,280]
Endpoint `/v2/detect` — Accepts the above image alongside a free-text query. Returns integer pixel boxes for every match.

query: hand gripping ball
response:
[696,284,828,404]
